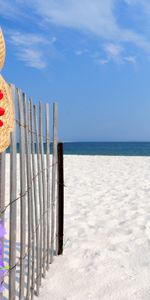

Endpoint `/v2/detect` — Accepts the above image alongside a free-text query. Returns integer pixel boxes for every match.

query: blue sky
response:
[1,0,150,141]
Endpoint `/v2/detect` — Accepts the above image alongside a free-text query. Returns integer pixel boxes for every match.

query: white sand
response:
[37,155,150,300]
[3,155,150,299]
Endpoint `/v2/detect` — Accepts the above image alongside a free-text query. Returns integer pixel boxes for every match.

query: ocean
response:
[62,142,150,156]
[7,142,150,156]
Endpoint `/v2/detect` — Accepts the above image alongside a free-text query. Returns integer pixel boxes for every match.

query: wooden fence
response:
[0,84,64,299]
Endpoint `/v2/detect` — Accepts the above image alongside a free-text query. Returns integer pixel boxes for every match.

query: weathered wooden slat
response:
[30,101,40,295]
[23,95,33,300]
[9,85,17,300]
[46,103,50,269]
[0,151,5,300]
[50,102,58,263]
[33,105,43,286]
[57,143,64,255]
[18,89,26,300]
[0,151,5,225]
[39,102,47,278]
[0,152,5,212]
[28,99,35,299]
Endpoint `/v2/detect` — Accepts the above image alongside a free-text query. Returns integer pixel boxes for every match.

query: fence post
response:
[33,105,43,286]
[30,100,40,296]
[18,89,26,300]
[50,102,58,264]
[24,97,35,299]
[9,85,17,300]
[57,143,64,255]
[0,153,5,220]
[46,103,50,269]
[39,102,47,278]
[0,151,5,300]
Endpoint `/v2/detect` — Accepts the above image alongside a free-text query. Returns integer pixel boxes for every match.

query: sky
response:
[1,0,150,141]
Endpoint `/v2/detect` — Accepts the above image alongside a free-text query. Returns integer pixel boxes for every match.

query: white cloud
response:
[9,32,47,46]
[0,0,29,20]
[17,49,46,69]
[124,0,150,13]
[8,31,56,69]
[98,59,109,65]
[75,49,88,56]
[34,0,117,38]
[0,0,19,18]
[2,0,150,49]
[102,43,137,65]
[124,55,136,64]
[28,0,150,53]
[103,43,124,63]
[1,0,150,66]
[94,44,137,66]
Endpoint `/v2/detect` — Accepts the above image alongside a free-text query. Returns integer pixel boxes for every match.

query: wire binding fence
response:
[0,84,60,300]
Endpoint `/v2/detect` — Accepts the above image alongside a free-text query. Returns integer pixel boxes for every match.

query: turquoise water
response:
[62,142,150,156]
[7,142,150,156]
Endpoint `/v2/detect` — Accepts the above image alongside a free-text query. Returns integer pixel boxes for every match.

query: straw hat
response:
[0,28,5,71]
[0,28,14,153]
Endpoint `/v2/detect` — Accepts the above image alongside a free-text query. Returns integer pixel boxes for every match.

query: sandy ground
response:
[38,155,150,300]
[3,155,150,299]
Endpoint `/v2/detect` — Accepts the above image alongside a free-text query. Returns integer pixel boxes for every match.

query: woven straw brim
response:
[0,29,5,71]
[0,75,14,153]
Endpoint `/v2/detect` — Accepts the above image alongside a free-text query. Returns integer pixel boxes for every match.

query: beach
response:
[3,154,150,299]
[37,155,150,300]
[1,1,150,298]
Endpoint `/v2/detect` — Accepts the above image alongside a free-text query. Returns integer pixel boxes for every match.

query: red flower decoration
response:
[0,91,3,100]
[0,107,5,116]
[0,120,3,127]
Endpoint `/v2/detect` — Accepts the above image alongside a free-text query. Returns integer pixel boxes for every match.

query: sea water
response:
[6,142,150,156]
